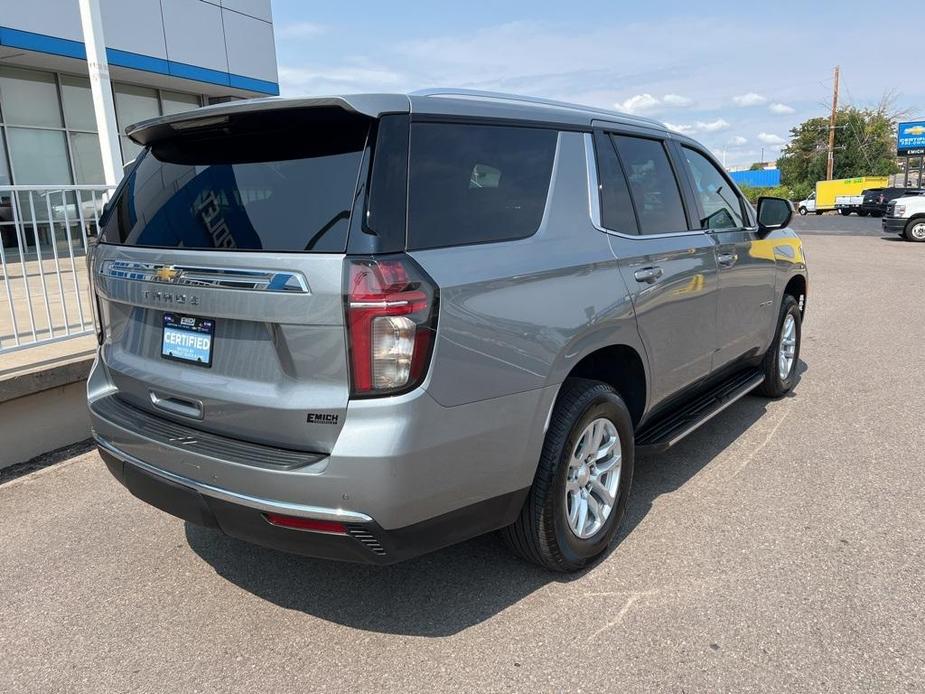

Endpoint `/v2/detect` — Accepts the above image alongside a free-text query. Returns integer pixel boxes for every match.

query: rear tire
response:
[502,379,634,572]
[756,295,802,398]
[905,219,925,242]
[814,210,823,215]
[858,210,869,217]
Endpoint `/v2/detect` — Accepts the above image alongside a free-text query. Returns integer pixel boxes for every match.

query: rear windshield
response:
[99,108,369,252]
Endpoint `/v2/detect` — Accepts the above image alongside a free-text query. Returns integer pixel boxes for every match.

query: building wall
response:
[0,0,278,95]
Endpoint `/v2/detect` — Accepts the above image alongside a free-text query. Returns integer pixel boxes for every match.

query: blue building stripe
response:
[107,48,169,75]
[0,26,86,60]
[0,25,279,96]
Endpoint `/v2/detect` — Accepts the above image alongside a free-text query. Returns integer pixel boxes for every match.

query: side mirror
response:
[757,196,793,233]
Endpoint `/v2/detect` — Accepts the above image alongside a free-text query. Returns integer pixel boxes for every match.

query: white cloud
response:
[278,64,406,96]
[769,102,796,115]
[728,135,748,146]
[662,94,694,107]
[618,92,694,114]
[664,122,696,135]
[618,93,661,113]
[278,22,327,38]
[698,118,730,132]
[664,119,730,135]
[757,132,786,145]
[733,92,767,107]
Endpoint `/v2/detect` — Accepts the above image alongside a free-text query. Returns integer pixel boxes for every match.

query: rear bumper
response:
[88,354,554,561]
[99,442,527,564]
[882,217,906,234]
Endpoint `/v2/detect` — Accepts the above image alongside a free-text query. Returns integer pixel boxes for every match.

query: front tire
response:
[502,379,634,572]
[840,208,852,216]
[798,206,808,216]
[756,295,802,398]
[905,219,925,242]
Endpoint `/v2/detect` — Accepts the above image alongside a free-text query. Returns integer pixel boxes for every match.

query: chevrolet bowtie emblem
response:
[154,266,180,282]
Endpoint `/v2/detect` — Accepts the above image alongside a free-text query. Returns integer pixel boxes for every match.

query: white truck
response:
[835,194,864,215]
[882,194,925,241]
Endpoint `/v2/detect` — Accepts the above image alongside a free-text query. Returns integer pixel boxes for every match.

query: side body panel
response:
[412,130,644,409]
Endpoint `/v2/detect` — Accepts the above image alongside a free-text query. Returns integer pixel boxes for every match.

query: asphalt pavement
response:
[1,230,924,692]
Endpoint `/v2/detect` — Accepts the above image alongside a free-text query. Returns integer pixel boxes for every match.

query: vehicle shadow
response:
[185,361,807,637]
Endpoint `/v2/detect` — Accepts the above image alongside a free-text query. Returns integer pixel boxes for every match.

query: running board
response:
[634,370,765,454]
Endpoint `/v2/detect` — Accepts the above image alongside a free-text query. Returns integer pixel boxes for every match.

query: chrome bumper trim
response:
[95,435,373,524]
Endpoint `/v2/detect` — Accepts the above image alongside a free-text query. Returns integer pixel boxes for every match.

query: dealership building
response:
[0,0,279,188]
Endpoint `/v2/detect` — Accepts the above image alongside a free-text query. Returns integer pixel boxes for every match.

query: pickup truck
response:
[883,194,925,241]
[835,194,864,215]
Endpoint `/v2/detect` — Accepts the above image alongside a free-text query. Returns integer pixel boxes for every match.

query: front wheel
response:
[756,295,802,398]
[905,219,925,242]
[840,208,852,216]
[798,206,808,216]
[502,379,634,572]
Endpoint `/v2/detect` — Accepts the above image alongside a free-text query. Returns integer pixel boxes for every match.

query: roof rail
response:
[410,88,664,128]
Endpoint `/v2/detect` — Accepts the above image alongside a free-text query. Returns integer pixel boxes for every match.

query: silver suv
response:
[88,90,808,571]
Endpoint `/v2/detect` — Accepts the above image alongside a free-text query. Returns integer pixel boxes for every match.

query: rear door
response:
[93,107,370,452]
[675,144,775,370]
[594,130,719,407]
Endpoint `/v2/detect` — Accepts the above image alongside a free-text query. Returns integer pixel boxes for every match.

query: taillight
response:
[344,255,438,397]
[263,513,347,534]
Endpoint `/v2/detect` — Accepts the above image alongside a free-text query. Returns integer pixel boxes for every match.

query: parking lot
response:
[2,219,924,692]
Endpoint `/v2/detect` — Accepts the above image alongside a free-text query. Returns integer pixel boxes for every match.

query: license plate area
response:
[161,313,214,367]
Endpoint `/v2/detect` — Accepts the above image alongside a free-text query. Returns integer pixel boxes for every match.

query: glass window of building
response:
[0,136,11,186]
[114,84,159,132]
[70,132,105,184]
[0,66,63,128]
[60,75,97,132]
[161,91,201,116]
[5,128,72,185]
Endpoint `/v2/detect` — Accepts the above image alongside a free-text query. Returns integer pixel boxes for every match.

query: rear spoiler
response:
[126,94,411,146]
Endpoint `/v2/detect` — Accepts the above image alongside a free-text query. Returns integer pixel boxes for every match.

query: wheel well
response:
[784,274,807,316]
[567,345,646,426]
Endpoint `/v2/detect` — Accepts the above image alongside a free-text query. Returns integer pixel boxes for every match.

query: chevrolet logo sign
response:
[154,266,180,282]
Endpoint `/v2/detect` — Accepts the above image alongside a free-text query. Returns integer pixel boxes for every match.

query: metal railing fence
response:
[0,185,115,355]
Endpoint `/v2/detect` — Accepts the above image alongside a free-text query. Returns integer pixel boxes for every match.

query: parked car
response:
[882,194,925,241]
[861,187,925,218]
[87,90,808,571]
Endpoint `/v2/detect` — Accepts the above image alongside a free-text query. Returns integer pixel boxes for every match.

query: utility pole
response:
[78,0,123,187]
[826,65,840,180]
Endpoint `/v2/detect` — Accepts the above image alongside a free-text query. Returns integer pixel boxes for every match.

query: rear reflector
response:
[263,513,348,535]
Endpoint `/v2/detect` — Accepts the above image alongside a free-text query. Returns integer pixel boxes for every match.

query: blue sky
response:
[271,0,921,169]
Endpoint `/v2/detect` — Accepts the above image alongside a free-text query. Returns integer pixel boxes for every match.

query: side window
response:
[407,123,558,250]
[594,131,638,234]
[682,147,745,230]
[611,135,689,234]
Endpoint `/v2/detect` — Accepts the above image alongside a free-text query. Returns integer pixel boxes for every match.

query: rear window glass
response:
[612,135,688,234]
[407,123,557,250]
[99,108,369,252]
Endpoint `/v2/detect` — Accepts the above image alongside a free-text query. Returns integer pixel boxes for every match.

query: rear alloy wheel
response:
[905,219,925,242]
[502,379,634,572]
[757,295,802,398]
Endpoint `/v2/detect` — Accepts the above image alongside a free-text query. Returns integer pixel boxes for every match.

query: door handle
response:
[634,266,663,284]
[717,252,738,267]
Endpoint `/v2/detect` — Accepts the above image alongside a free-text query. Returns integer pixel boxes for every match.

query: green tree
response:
[777,105,899,192]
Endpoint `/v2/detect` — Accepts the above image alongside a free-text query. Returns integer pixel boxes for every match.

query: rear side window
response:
[611,135,688,235]
[99,108,369,252]
[594,131,639,234]
[407,123,557,250]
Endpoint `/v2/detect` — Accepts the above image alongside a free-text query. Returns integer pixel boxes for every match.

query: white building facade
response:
[0,0,279,188]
